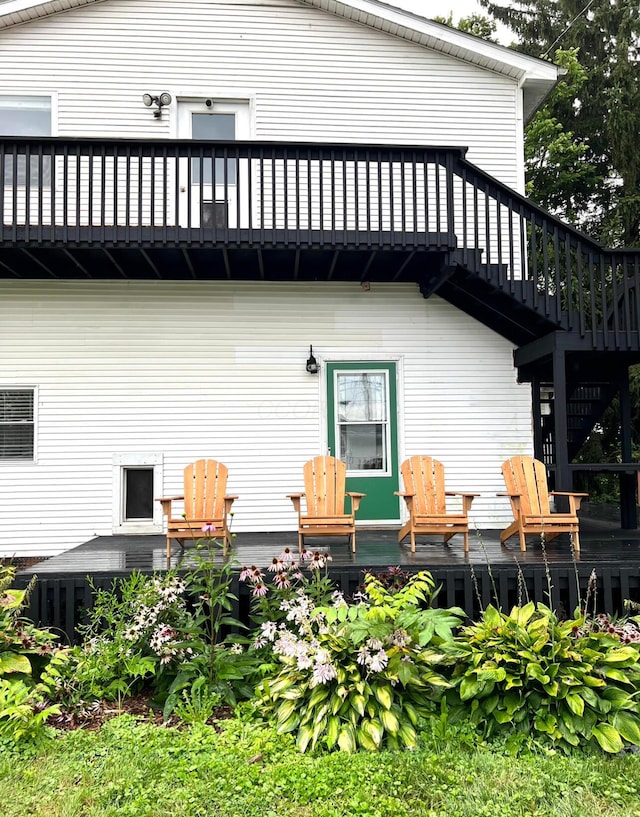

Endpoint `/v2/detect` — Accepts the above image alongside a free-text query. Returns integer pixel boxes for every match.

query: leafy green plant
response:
[257,570,464,753]
[0,567,58,681]
[0,677,59,748]
[158,532,259,717]
[172,676,222,725]
[446,602,640,753]
[54,570,188,707]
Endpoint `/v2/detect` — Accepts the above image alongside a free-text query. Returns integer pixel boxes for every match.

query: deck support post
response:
[619,369,638,529]
[552,347,571,511]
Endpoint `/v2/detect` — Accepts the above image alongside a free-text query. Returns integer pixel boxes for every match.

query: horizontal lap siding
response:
[0,0,520,188]
[0,280,531,556]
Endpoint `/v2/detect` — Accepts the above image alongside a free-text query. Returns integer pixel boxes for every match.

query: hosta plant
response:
[446,602,640,753]
[256,570,464,753]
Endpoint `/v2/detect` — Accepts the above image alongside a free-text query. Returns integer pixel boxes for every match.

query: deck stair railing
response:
[2,136,640,347]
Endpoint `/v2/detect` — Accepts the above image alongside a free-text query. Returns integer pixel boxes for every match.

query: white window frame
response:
[0,386,37,462]
[112,453,164,534]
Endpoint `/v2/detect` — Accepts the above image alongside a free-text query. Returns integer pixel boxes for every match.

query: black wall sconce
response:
[142,92,172,118]
[306,345,320,374]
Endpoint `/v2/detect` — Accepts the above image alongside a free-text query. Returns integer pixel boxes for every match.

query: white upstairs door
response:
[177,100,250,229]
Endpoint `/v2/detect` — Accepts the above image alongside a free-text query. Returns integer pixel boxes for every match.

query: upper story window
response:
[0,96,52,185]
[0,389,35,460]
[0,96,51,136]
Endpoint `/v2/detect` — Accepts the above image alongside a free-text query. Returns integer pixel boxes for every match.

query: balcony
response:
[1,136,639,350]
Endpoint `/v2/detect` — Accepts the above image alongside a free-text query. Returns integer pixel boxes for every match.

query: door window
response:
[336,371,389,473]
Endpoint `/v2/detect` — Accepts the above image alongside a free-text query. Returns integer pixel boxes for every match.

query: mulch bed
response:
[1,556,47,570]
[45,692,233,731]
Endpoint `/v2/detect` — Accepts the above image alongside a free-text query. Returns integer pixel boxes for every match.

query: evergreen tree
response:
[479,0,640,245]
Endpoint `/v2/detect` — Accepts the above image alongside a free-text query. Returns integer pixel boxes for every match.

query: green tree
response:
[479,0,640,246]
[433,13,498,41]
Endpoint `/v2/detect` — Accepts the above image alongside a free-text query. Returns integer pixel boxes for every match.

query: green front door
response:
[326,362,400,522]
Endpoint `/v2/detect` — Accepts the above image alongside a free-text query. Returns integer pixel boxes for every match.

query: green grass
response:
[3,716,640,817]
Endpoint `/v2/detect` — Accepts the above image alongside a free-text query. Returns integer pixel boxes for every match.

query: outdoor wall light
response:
[142,92,172,118]
[306,345,320,374]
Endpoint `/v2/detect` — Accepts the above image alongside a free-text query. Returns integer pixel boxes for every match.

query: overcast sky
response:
[393,0,513,43]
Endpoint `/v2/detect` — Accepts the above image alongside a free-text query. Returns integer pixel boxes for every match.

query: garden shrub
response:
[48,533,262,718]
[255,569,465,752]
[445,601,640,753]
[0,566,61,746]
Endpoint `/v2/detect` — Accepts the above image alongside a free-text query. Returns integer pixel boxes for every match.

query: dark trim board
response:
[14,520,640,643]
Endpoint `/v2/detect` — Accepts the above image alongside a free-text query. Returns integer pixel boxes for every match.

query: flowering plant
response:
[255,569,464,752]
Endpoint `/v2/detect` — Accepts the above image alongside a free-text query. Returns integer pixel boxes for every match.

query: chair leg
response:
[573,529,580,552]
[463,530,469,554]
[410,531,416,553]
[519,528,527,552]
[351,531,356,553]
[298,532,304,554]
[166,535,172,563]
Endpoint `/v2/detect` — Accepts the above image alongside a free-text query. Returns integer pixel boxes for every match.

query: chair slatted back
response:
[303,456,347,516]
[400,456,447,514]
[183,459,228,520]
[501,456,550,516]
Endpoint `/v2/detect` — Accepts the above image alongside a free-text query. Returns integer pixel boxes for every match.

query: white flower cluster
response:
[356,638,390,673]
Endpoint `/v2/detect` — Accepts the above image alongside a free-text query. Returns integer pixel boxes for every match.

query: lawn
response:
[3,716,640,817]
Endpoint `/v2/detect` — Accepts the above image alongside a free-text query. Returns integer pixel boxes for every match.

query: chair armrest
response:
[157,496,184,517]
[551,491,588,512]
[346,492,365,513]
[497,492,522,498]
[223,495,237,515]
[288,493,303,514]
[550,491,589,498]
[394,491,415,497]
[446,492,480,497]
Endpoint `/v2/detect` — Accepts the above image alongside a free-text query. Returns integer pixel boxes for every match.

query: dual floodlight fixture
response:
[142,92,172,118]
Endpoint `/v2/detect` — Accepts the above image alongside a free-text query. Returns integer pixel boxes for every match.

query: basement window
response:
[0,389,34,460]
[112,453,163,534]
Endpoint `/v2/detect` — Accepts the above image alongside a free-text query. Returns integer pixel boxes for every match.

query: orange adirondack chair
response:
[157,459,237,561]
[396,455,478,553]
[288,455,365,553]
[499,456,587,552]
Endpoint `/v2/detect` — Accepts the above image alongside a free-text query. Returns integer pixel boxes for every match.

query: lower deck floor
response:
[14,513,640,642]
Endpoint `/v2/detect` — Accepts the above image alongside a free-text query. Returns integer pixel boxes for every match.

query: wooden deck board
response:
[17,517,640,577]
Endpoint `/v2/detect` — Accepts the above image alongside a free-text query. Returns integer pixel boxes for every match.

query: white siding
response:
[0,280,532,556]
[0,0,522,189]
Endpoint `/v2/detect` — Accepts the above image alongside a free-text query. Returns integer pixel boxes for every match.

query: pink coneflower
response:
[251,582,268,598]
[278,547,296,565]
[201,522,216,534]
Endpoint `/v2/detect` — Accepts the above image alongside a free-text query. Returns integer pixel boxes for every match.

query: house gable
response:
[0,0,558,123]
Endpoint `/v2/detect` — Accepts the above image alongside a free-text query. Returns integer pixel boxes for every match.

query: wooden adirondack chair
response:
[157,459,237,561]
[395,455,478,553]
[499,456,587,552]
[288,455,365,553]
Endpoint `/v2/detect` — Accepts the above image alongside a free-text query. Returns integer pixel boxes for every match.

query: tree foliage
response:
[479,0,640,246]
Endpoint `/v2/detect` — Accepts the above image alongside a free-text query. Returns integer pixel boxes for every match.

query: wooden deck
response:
[13,511,640,643]
[15,516,640,578]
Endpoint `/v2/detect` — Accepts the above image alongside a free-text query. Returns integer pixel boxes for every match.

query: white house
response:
[0,0,637,559]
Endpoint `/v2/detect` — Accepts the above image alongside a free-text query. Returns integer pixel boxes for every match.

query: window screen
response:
[0,390,34,459]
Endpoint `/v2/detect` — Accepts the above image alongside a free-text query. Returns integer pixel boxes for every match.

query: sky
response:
[391,0,513,43]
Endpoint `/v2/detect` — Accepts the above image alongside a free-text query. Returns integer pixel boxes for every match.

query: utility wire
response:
[541,0,597,59]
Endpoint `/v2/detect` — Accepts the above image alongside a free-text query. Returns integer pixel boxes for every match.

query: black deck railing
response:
[2,136,640,344]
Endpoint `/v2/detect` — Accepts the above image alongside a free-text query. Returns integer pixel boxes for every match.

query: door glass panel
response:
[191,113,236,184]
[336,372,388,473]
